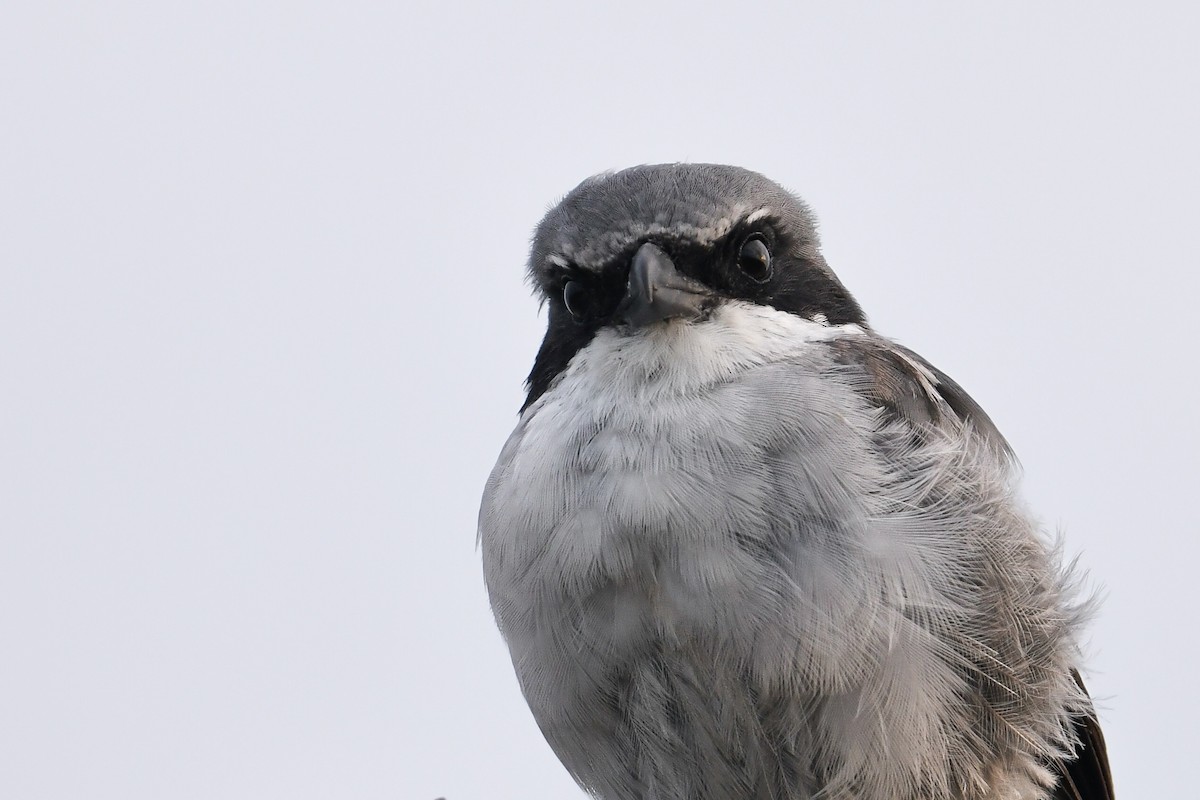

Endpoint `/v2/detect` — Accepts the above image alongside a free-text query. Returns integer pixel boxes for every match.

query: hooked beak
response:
[615,242,712,328]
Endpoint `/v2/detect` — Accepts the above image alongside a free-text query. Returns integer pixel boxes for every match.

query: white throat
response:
[529,301,862,415]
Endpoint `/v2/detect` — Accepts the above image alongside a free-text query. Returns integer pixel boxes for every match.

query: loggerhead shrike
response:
[479,164,1113,800]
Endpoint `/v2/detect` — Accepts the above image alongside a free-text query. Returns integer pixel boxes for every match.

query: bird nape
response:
[479,164,1113,800]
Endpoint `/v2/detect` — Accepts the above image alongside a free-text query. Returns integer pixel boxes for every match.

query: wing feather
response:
[828,334,1114,799]
[1050,671,1116,800]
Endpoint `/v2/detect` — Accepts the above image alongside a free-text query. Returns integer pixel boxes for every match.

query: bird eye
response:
[563,280,592,320]
[737,236,772,282]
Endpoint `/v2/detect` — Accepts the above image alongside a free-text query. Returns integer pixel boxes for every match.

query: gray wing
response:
[830,334,1114,800]
[827,336,1012,458]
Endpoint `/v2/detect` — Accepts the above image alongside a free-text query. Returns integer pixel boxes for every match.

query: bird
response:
[478,164,1113,800]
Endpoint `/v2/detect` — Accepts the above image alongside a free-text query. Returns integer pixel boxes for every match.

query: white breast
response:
[479,300,1087,800]
[480,302,872,680]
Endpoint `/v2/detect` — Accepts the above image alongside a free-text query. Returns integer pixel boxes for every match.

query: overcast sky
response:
[2,2,1197,798]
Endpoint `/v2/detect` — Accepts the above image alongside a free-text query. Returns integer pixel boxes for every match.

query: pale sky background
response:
[2,3,1197,798]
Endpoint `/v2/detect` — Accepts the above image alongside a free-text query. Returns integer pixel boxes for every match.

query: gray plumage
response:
[479,165,1108,800]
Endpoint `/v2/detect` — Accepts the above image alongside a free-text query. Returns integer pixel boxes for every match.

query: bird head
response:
[522,164,866,410]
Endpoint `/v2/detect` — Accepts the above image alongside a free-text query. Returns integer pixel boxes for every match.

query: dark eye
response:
[737,236,772,282]
[563,280,592,320]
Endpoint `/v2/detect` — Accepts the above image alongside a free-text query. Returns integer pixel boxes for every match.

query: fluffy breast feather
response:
[479,302,1090,800]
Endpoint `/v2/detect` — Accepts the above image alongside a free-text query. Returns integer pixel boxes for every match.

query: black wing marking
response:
[1051,670,1116,800]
